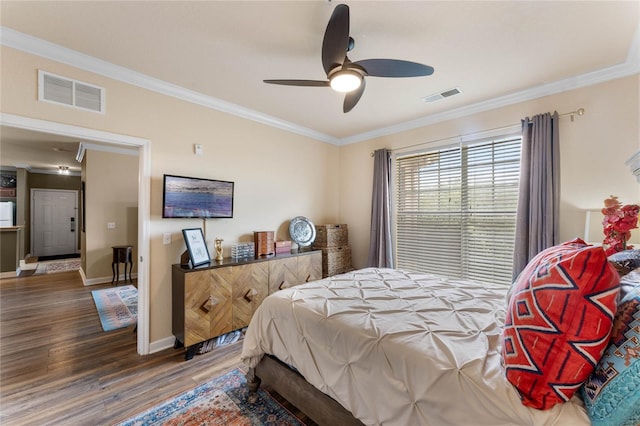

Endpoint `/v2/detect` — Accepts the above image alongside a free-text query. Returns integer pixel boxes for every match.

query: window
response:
[395,136,521,285]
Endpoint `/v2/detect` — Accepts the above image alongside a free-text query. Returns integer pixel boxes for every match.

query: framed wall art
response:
[182,228,211,266]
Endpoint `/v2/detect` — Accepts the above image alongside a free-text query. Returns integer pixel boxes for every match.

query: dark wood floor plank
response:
[0,270,243,425]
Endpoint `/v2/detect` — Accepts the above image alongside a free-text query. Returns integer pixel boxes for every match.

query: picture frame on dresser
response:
[182,228,210,266]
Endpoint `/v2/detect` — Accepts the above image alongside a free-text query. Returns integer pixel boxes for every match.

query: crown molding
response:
[2,25,638,146]
[29,168,81,177]
[340,28,640,145]
[0,27,339,145]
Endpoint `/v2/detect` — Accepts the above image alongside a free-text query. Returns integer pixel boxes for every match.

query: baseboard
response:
[0,270,19,279]
[83,273,138,286]
[150,335,176,354]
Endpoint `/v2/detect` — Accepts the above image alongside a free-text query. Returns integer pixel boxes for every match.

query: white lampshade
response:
[329,70,362,92]
[584,210,604,245]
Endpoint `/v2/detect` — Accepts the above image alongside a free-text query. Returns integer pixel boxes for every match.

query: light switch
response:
[163,232,171,245]
[107,222,116,229]
[194,144,203,155]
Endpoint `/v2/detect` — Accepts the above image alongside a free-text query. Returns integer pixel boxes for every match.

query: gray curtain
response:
[367,148,393,267]
[512,112,560,278]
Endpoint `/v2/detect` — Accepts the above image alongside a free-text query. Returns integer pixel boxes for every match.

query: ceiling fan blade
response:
[353,59,434,77]
[343,78,366,113]
[264,79,330,87]
[322,4,350,74]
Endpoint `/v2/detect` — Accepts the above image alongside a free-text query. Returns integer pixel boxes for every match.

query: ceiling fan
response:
[264,4,435,113]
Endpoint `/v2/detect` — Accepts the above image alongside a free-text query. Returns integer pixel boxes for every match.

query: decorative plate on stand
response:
[289,216,316,247]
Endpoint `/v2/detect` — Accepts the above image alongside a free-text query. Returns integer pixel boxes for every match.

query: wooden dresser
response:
[172,250,321,359]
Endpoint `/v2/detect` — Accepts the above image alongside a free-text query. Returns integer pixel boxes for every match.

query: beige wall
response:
[84,150,138,281]
[339,75,640,268]
[1,46,341,344]
[3,44,638,348]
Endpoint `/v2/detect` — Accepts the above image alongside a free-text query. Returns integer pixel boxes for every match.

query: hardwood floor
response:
[0,271,244,425]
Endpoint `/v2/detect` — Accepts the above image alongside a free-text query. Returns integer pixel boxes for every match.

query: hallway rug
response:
[44,259,81,274]
[91,285,137,331]
[33,258,81,275]
[117,368,308,426]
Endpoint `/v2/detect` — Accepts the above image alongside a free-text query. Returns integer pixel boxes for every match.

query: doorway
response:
[1,113,151,355]
[31,189,78,257]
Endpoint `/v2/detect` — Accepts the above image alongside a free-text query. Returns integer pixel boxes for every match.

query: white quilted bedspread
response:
[241,268,589,425]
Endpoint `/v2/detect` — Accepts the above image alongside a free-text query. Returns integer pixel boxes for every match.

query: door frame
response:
[30,188,79,257]
[1,113,151,356]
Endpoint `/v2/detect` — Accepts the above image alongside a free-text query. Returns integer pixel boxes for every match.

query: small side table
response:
[112,245,133,285]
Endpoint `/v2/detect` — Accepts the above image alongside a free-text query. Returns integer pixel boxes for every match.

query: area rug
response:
[45,259,81,273]
[33,259,81,275]
[91,285,137,331]
[118,368,307,426]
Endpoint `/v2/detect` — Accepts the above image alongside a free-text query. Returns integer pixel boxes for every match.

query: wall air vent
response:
[38,70,105,113]
[422,87,462,103]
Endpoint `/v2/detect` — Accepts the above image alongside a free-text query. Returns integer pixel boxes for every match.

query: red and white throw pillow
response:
[502,238,620,410]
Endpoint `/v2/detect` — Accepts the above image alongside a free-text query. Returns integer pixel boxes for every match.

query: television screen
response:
[162,174,234,218]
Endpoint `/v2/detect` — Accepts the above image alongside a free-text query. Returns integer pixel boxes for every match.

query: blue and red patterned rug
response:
[118,368,308,425]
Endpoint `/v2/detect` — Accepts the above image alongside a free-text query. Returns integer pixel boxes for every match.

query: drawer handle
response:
[200,296,219,313]
[244,288,258,302]
[278,281,288,290]
[305,274,311,282]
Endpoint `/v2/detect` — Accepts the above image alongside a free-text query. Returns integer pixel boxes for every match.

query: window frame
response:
[391,129,522,285]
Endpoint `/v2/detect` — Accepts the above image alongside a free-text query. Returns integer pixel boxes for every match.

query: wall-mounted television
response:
[162,174,234,219]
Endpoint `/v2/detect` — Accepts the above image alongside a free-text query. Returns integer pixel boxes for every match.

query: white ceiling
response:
[1,1,639,172]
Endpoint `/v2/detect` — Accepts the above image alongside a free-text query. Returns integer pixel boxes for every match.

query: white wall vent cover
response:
[422,87,462,103]
[38,70,105,113]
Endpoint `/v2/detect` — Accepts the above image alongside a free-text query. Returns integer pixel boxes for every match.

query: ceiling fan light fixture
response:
[329,70,362,93]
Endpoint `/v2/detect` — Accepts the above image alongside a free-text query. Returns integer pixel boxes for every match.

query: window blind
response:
[395,137,521,285]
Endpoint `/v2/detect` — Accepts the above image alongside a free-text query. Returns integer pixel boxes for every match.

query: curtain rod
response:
[370,107,585,157]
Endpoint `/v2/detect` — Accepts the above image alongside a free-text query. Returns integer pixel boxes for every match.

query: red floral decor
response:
[602,195,640,256]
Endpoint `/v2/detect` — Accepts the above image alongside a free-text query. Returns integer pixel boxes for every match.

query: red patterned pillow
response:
[502,238,620,410]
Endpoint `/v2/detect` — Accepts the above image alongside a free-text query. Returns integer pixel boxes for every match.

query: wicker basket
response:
[313,224,348,248]
[321,245,352,277]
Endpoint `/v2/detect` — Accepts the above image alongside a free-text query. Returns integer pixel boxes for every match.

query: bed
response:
[241,267,591,425]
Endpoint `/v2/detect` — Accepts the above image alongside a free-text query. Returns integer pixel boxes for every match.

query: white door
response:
[31,189,78,257]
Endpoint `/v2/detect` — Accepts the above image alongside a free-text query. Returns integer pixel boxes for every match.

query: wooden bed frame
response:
[247,355,364,426]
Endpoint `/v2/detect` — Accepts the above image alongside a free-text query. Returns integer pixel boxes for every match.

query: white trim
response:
[0,270,20,279]
[0,164,80,176]
[28,168,81,176]
[80,142,138,157]
[1,25,638,146]
[82,272,139,286]
[340,58,639,145]
[0,113,148,146]
[459,125,521,144]
[1,27,337,145]
[137,135,151,356]
[0,113,152,356]
[149,336,177,354]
